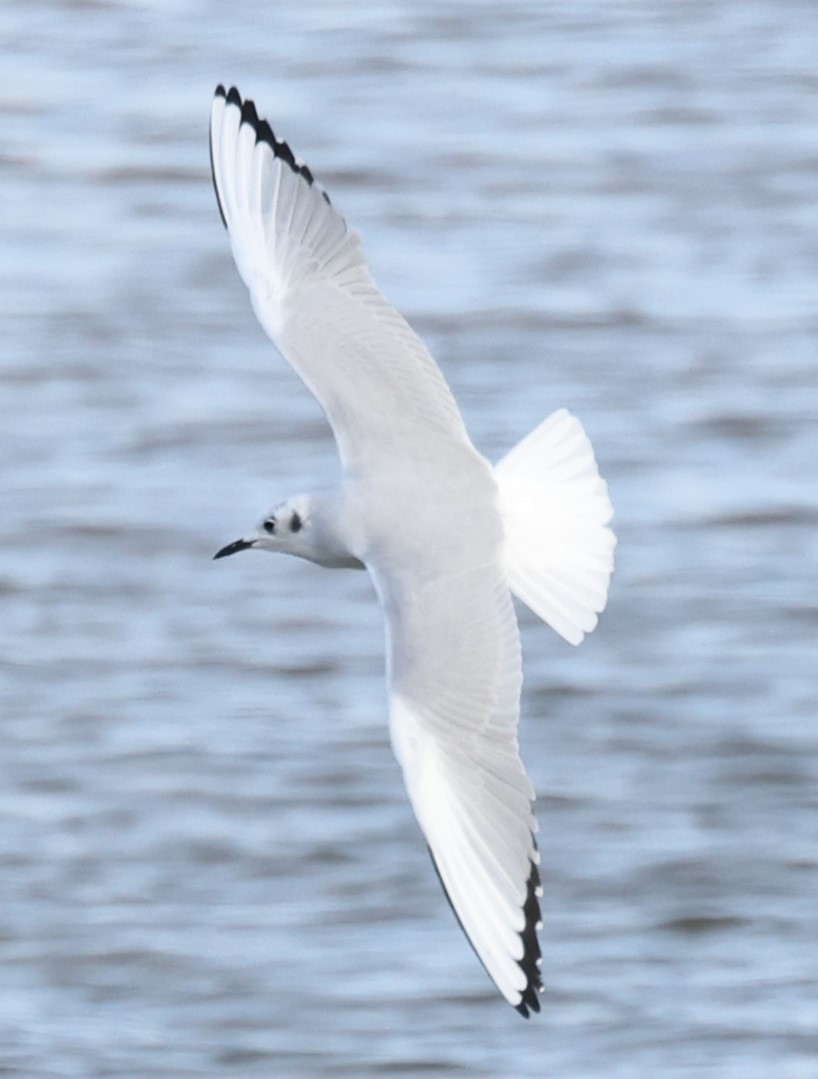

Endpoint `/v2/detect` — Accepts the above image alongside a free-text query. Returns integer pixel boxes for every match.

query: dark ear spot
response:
[290,512,302,533]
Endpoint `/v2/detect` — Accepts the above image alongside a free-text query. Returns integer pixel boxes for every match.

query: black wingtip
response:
[513,853,543,1017]
[211,84,331,206]
[427,842,543,1018]
[240,96,258,128]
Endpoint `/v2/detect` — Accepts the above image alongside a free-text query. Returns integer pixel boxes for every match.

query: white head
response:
[214,495,314,561]
[213,492,364,570]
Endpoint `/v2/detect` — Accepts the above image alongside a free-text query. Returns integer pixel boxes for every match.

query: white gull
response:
[209,85,616,1016]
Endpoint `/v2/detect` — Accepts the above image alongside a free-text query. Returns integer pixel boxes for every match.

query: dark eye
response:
[263,518,276,534]
[290,512,302,533]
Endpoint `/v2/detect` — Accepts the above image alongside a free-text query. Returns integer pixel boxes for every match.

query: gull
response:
[209,85,615,1016]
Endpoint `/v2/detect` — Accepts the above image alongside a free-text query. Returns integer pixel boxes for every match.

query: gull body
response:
[209,86,616,1016]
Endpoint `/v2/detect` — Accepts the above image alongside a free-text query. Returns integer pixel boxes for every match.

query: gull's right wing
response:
[210,86,472,475]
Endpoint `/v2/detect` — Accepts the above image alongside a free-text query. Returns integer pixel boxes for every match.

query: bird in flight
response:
[209,85,615,1016]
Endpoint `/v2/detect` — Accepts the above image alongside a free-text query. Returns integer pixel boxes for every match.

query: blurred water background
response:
[2,1,817,1075]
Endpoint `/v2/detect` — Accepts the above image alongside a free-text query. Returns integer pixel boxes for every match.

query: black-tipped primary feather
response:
[429,844,543,1017]
[514,858,543,1017]
[213,84,328,203]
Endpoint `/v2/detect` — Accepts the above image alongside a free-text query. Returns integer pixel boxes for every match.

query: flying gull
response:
[209,85,616,1016]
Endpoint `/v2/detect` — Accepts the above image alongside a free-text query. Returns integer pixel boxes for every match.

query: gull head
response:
[213,492,364,570]
[214,495,314,562]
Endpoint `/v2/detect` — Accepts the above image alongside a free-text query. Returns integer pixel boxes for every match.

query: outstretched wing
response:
[373,560,543,1016]
[209,85,472,473]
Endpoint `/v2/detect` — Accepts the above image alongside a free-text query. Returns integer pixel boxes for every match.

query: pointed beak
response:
[213,538,256,560]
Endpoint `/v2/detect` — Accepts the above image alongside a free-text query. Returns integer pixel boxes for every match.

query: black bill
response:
[213,538,255,560]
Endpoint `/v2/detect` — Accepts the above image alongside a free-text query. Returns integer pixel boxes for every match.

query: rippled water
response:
[2,1,817,1075]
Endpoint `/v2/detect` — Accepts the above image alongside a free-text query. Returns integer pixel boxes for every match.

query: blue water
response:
[2,2,817,1075]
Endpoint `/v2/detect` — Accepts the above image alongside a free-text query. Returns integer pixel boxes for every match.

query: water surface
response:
[1,2,817,1075]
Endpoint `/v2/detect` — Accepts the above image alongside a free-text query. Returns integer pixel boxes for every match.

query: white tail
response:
[494,409,616,646]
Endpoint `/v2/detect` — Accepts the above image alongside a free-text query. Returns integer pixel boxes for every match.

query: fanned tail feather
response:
[495,409,616,645]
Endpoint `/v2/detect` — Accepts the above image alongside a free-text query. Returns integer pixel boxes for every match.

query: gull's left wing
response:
[373,560,543,1016]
